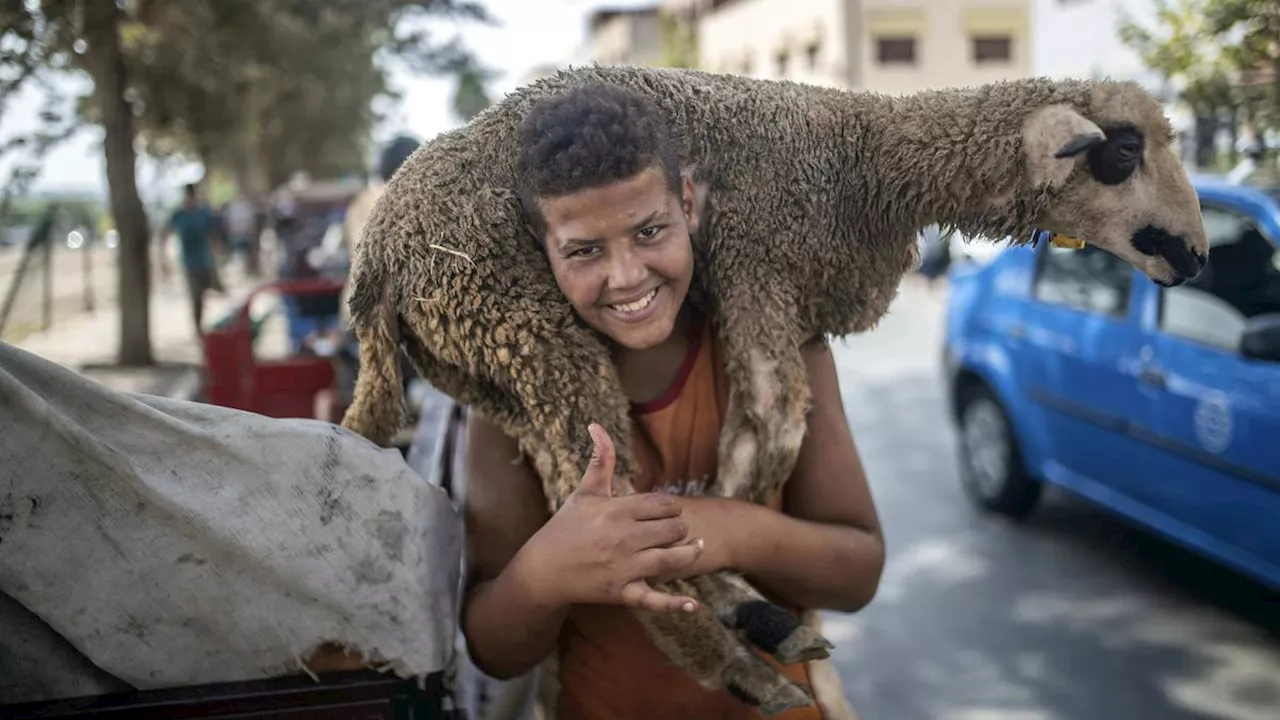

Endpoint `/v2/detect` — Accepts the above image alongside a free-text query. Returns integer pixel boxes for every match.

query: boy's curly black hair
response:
[515,82,682,240]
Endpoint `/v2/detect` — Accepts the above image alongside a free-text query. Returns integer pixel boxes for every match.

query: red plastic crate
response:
[201,277,346,418]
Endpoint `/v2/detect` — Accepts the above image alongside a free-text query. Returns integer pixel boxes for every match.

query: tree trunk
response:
[81,0,153,366]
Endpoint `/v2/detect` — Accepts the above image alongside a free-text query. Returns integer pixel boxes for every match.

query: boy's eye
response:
[637,225,661,240]
[570,246,600,259]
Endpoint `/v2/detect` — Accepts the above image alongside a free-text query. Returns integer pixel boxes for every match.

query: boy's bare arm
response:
[674,338,885,612]
[459,414,565,679]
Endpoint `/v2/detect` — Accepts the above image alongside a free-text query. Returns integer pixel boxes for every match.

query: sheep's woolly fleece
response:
[341,64,1205,715]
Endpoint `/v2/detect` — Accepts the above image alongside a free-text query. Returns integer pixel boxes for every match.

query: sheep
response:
[340,64,1208,715]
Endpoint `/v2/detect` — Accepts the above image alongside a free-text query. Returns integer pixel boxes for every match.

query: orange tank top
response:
[554,316,827,720]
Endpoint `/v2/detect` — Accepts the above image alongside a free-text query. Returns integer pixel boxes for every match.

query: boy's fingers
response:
[633,539,703,582]
[625,517,690,553]
[619,579,699,614]
[620,492,681,520]
[577,423,616,497]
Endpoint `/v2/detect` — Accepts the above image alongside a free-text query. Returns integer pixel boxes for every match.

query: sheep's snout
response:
[1132,225,1207,285]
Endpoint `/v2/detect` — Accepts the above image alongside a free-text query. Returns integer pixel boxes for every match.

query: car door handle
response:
[1138,364,1166,388]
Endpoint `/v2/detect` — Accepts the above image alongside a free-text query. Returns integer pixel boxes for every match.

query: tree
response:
[1,0,493,364]
[658,8,699,70]
[451,62,495,123]
[1118,0,1239,167]
[1205,0,1280,153]
[126,1,496,190]
[1,0,158,364]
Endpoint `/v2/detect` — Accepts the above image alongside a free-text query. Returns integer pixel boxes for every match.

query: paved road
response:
[822,279,1280,720]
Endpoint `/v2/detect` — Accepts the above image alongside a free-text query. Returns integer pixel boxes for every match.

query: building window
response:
[876,37,916,65]
[775,48,789,76]
[972,35,1012,64]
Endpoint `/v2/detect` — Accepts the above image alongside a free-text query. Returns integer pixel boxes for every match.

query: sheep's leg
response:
[634,578,814,716]
[694,285,834,666]
[696,571,833,665]
[341,281,409,447]
[713,324,811,504]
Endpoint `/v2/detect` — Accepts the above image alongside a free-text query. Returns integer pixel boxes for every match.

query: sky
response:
[0,0,651,201]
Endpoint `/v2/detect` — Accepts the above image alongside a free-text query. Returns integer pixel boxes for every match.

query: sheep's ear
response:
[1023,104,1106,187]
[1054,133,1106,158]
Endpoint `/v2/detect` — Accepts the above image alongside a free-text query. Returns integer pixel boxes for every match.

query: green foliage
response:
[1,0,496,196]
[452,63,495,122]
[1119,0,1280,120]
[658,10,698,70]
[122,0,496,191]
[1,0,495,363]
[1205,0,1280,124]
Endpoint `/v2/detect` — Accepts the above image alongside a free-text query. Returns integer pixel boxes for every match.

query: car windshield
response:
[1192,201,1280,320]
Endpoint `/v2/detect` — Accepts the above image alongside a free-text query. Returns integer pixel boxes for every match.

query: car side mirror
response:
[1240,314,1280,362]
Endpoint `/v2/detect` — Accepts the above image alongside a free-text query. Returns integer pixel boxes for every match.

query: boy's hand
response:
[512,423,703,614]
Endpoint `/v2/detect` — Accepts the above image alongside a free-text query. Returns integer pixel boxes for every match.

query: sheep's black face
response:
[1087,125,1144,185]
[1132,225,1208,287]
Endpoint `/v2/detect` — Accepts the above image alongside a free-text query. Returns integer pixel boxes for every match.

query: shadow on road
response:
[826,349,1280,720]
[1026,492,1280,639]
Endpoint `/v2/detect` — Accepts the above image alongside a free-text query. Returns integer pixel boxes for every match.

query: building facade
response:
[693,0,1033,94]
[590,1,1165,102]
[588,7,665,67]
[859,0,1031,95]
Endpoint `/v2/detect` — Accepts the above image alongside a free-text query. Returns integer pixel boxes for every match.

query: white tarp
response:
[0,340,463,704]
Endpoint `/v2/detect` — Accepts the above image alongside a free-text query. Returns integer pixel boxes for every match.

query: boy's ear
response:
[680,174,701,234]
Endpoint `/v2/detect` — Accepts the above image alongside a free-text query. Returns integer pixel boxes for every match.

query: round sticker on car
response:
[1193,391,1233,454]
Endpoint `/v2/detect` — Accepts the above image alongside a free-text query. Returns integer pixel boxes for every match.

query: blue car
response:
[942,177,1280,589]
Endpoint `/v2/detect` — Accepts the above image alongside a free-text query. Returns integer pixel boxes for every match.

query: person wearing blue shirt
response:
[167,184,222,337]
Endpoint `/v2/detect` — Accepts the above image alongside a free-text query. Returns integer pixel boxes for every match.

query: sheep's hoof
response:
[724,654,814,716]
[720,600,834,665]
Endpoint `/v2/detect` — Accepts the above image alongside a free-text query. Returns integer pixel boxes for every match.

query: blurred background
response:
[1,1,1278,719]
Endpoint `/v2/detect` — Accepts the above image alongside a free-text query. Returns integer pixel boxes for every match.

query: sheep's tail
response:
[341,259,407,448]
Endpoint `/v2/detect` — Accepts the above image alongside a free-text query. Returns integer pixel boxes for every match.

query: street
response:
[823,279,1280,720]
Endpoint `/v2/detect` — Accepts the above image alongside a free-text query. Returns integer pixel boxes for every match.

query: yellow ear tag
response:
[1050,233,1086,250]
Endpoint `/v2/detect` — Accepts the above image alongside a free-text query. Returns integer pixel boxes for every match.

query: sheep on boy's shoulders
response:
[341,65,1208,716]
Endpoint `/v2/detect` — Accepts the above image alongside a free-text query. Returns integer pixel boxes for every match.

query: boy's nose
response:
[606,249,648,290]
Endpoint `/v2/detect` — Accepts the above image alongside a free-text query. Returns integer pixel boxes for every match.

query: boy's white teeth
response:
[611,288,658,314]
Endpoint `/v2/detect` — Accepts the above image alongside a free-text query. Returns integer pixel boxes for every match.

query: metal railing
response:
[0,205,113,341]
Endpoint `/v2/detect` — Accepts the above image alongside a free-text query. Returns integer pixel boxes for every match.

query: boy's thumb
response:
[578,423,615,497]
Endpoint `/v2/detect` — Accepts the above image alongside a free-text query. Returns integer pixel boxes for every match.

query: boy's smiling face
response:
[539,165,699,351]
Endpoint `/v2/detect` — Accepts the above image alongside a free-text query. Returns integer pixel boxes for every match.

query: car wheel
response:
[957,383,1041,519]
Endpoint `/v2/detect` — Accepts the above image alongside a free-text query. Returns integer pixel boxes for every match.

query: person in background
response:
[166,183,222,339]
[344,134,421,271]
[309,136,424,425]
[915,224,950,293]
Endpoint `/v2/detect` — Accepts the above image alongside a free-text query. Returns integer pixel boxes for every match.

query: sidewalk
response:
[10,263,265,399]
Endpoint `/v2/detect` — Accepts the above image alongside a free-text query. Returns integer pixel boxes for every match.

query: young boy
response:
[461,83,885,719]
